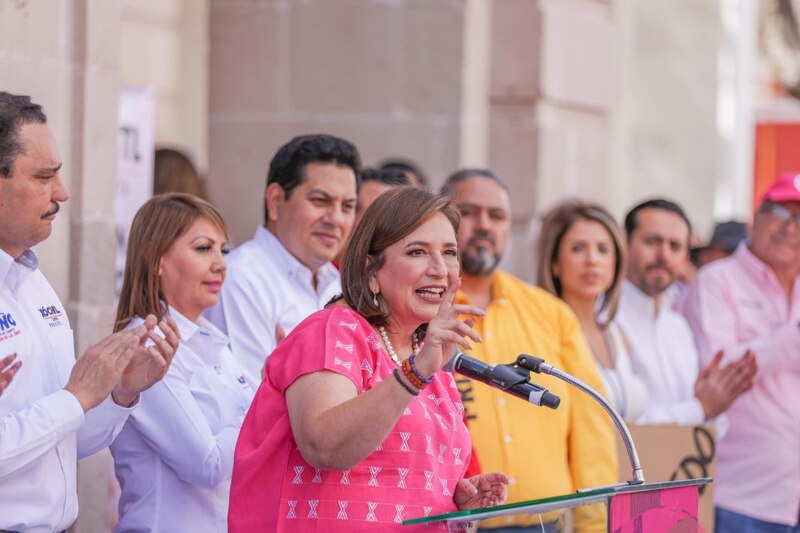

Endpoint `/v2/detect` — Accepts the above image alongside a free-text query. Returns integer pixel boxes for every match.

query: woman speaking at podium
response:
[229,187,508,531]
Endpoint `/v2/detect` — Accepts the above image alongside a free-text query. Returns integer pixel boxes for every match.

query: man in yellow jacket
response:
[441,169,617,532]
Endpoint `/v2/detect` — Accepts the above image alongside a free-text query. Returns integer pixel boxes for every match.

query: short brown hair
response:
[339,186,460,330]
[115,193,229,332]
[536,199,626,326]
[0,92,47,178]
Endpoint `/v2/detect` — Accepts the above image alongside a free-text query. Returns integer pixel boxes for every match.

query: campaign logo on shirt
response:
[0,312,21,342]
[38,305,64,328]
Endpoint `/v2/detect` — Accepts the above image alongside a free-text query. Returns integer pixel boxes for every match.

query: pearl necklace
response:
[378,325,419,367]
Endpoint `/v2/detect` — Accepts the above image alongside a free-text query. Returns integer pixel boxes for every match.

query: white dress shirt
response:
[616,280,706,425]
[111,309,254,533]
[204,226,341,388]
[0,249,132,533]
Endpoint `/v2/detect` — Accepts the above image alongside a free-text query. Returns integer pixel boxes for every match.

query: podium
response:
[403,478,711,532]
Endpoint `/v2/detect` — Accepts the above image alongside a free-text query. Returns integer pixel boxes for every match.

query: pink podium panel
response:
[609,485,700,533]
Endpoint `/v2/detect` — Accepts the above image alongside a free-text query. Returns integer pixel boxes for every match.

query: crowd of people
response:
[1,89,798,533]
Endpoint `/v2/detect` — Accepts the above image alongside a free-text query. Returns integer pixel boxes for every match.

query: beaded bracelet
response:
[401,359,426,390]
[409,354,434,385]
[401,354,434,390]
[393,368,419,396]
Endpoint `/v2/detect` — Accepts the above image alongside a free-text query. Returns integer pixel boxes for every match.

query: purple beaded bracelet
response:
[408,354,434,385]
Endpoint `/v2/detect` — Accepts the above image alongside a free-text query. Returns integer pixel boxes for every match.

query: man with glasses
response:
[682,172,800,532]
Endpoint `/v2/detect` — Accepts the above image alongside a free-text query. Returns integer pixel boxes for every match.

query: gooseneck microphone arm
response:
[444,350,561,410]
[516,354,646,486]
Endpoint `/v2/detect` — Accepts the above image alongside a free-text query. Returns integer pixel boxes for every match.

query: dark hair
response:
[439,167,510,197]
[264,134,362,224]
[0,92,47,178]
[537,200,627,326]
[115,193,230,332]
[154,148,207,199]
[378,158,428,188]
[339,186,460,332]
[360,166,410,187]
[624,198,692,241]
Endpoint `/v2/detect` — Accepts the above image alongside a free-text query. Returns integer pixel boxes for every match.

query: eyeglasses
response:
[765,203,800,226]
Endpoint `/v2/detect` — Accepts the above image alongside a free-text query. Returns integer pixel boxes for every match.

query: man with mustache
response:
[616,199,755,425]
[206,134,360,388]
[442,169,617,532]
[681,174,800,531]
[0,92,179,532]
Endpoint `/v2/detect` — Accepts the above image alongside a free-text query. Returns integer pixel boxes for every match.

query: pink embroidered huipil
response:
[229,307,471,532]
[681,243,800,526]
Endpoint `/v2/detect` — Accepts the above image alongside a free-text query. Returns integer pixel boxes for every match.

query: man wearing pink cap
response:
[682,171,800,532]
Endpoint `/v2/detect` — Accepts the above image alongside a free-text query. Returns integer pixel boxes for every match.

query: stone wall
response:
[208,0,615,282]
[209,0,468,247]
[1,1,122,530]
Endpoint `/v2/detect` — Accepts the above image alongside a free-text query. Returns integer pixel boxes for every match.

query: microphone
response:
[444,350,560,410]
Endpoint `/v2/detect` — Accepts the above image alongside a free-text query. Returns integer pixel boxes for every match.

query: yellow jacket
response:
[456,271,617,531]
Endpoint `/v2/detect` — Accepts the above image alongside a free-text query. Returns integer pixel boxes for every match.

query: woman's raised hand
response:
[414,274,484,378]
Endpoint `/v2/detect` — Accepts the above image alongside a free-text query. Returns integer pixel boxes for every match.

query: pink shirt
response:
[681,244,800,525]
[229,306,471,532]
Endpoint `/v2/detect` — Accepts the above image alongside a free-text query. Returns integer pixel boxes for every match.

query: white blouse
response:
[111,309,254,532]
[595,323,648,422]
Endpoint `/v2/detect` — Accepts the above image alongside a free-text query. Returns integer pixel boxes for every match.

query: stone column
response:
[1,1,122,530]
[487,0,614,281]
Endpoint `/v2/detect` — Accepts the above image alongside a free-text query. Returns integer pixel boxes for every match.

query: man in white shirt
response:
[0,91,179,532]
[615,198,755,425]
[205,134,360,387]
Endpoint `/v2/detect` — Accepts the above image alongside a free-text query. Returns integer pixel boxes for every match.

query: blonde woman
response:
[537,200,647,421]
[112,193,254,532]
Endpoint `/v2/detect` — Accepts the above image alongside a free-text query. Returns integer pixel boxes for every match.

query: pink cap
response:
[762,171,800,204]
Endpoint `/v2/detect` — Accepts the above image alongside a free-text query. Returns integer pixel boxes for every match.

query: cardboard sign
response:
[618,424,715,531]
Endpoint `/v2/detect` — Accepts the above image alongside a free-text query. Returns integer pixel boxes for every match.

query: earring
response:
[372,292,379,307]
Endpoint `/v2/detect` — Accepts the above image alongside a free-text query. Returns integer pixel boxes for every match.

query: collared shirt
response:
[596,323,648,422]
[681,243,800,525]
[205,226,341,389]
[111,308,253,532]
[456,271,617,531]
[616,280,705,425]
[0,249,132,533]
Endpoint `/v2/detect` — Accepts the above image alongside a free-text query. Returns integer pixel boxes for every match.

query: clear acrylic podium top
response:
[403,478,712,529]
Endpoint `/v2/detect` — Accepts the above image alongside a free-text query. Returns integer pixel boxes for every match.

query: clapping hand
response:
[695,349,757,419]
[112,315,180,407]
[454,472,509,510]
[0,353,21,397]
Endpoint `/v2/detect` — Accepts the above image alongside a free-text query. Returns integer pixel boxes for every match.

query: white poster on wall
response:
[115,85,155,297]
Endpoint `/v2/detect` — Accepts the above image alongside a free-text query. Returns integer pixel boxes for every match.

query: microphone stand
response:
[516,354,645,487]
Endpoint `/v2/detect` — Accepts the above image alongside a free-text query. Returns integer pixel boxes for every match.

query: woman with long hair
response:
[537,199,647,421]
[112,193,253,531]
